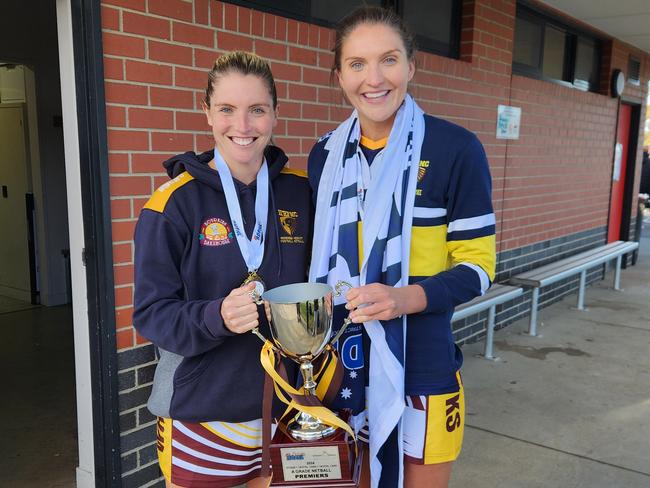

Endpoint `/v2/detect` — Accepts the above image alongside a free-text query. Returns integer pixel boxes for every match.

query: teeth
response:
[231,137,255,146]
[364,91,389,99]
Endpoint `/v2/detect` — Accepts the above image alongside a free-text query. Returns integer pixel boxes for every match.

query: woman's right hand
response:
[221,282,259,333]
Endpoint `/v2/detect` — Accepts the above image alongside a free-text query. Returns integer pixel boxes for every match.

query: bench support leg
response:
[614,255,622,291]
[577,270,587,310]
[528,288,539,336]
[482,305,498,360]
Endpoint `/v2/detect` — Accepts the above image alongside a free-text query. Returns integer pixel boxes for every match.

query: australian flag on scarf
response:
[326,304,369,421]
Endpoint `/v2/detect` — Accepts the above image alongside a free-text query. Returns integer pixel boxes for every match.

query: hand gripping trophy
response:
[251,282,362,487]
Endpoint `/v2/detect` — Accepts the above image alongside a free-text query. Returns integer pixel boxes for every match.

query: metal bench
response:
[509,240,639,336]
[452,283,523,360]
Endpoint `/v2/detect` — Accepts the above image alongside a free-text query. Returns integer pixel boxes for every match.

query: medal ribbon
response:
[259,341,356,446]
[215,148,269,273]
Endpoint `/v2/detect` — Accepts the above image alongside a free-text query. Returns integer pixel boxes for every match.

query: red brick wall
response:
[502,77,619,249]
[101,0,649,351]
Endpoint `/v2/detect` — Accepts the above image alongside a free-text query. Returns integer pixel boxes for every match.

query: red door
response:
[607,104,632,242]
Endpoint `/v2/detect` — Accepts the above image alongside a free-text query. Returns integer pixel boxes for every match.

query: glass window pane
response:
[311,0,381,24]
[542,26,566,80]
[246,0,306,16]
[628,56,641,84]
[402,0,454,45]
[574,38,598,90]
[514,17,542,67]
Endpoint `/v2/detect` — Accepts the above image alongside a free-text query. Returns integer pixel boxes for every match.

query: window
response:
[398,0,460,57]
[240,0,385,24]
[311,0,382,25]
[628,56,641,86]
[574,38,599,91]
[542,26,567,81]
[224,0,377,25]
[225,0,461,58]
[513,3,602,93]
[513,17,542,67]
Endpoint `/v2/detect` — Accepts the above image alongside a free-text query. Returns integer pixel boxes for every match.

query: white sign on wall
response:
[613,143,623,182]
[496,104,521,140]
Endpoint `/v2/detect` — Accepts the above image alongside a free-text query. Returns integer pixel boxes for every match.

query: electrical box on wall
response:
[0,64,26,103]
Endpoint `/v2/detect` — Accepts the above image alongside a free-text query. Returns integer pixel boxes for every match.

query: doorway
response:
[0,2,76,486]
[608,102,641,244]
[0,99,33,304]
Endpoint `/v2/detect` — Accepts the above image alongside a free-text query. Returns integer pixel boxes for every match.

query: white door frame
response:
[56,1,95,486]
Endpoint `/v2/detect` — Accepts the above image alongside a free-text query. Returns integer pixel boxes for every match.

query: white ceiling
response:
[539,0,650,54]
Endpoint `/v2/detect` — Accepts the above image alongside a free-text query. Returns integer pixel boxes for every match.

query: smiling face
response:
[337,23,415,140]
[203,72,277,178]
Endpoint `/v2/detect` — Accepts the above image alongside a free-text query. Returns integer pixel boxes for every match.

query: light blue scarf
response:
[310,95,425,487]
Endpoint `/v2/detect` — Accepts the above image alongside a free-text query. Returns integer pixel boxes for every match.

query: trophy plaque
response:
[269,409,360,487]
[253,282,362,487]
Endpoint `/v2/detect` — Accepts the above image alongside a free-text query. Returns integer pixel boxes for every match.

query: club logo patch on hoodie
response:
[418,160,429,182]
[199,218,233,246]
[278,209,304,244]
[416,160,429,197]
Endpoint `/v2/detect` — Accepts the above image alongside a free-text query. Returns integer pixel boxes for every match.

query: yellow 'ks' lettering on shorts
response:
[403,372,465,464]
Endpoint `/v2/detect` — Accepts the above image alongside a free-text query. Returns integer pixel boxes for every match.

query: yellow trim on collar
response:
[280,167,308,178]
[360,135,388,150]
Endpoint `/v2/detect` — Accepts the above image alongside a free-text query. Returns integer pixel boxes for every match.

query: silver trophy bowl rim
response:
[262,282,333,304]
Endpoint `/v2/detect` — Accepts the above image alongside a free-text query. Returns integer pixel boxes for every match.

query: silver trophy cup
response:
[252,281,351,441]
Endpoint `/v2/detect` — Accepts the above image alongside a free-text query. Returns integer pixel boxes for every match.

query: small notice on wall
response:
[496,104,521,140]
[612,143,622,182]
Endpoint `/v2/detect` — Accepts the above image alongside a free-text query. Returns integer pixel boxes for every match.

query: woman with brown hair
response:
[309,7,496,488]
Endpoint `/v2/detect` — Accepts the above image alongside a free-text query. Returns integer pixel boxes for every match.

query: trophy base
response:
[270,410,361,487]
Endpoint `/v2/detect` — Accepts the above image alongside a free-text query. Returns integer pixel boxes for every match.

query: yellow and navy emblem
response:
[277,209,304,244]
[280,213,296,236]
[416,160,430,196]
[200,217,233,246]
[418,160,430,182]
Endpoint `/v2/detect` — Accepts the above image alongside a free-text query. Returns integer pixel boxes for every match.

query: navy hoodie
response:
[133,146,312,423]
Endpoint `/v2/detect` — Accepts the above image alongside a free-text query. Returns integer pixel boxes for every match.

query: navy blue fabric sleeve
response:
[416,135,496,314]
[133,209,235,357]
[415,266,482,314]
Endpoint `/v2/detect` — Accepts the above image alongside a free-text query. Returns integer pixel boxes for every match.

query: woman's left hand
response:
[345,283,427,323]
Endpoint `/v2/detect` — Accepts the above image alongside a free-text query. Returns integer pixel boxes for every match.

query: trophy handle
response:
[329,317,351,346]
[250,289,264,305]
[250,327,268,344]
[330,280,355,346]
[249,289,269,344]
[334,280,353,297]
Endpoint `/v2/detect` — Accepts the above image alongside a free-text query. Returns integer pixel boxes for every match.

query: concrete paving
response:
[0,304,77,488]
[452,227,650,487]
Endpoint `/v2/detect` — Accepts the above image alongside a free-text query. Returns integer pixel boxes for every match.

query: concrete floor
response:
[452,223,650,487]
[0,295,39,314]
[0,303,77,487]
